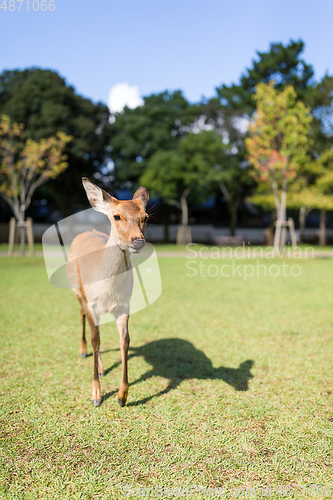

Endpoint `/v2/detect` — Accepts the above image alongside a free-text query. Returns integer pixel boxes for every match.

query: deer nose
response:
[132,237,145,249]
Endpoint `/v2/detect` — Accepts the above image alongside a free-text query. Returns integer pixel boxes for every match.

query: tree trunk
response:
[177,188,192,245]
[274,186,287,250]
[299,206,306,244]
[228,199,239,237]
[18,208,26,256]
[19,226,25,256]
[180,188,190,226]
[319,209,326,246]
[167,190,192,244]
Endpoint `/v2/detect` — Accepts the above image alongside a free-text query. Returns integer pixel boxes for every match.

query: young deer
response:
[66,177,149,407]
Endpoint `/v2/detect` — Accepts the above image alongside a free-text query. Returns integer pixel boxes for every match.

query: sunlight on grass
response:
[0,255,333,498]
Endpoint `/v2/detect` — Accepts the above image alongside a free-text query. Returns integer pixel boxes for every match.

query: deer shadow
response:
[103,338,254,406]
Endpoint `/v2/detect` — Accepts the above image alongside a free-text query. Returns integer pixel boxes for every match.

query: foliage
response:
[287,151,333,211]
[216,39,314,112]
[1,43,333,235]
[142,130,255,234]
[209,40,333,224]
[140,149,184,200]
[111,90,198,188]
[248,191,275,212]
[315,150,333,197]
[182,131,255,234]
[306,75,333,155]
[141,131,223,227]
[0,114,72,221]
[140,140,202,227]
[202,40,316,231]
[245,82,312,225]
[0,68,112,214]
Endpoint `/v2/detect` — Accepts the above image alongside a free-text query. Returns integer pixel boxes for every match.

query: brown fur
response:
[66,178,149,407]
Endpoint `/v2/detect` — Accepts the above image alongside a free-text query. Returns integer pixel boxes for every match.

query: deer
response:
[66,177,149,407]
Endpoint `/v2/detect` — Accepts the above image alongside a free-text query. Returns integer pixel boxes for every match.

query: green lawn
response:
[0,254,333,499]
[2,241,333,254]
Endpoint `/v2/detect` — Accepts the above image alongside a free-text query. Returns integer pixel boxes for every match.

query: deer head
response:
[82,177,149,253]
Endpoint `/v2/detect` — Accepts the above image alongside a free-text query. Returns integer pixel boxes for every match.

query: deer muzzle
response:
[131,237,145,250]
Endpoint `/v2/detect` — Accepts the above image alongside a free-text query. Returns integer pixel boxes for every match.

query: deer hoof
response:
[98,372,104,378]
[80,353,87,358]
[92,398,102,407]
[117,397,126,407]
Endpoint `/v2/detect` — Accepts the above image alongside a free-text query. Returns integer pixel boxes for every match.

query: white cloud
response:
[108,82,143,114]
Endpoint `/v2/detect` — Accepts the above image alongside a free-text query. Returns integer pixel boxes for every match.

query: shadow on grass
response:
[103,338,254,406]
[83,349,111,359]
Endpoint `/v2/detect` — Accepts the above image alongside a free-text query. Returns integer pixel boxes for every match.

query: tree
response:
[141,130,254,240]
[140,147,200,244]
[141,132,216,243]
[245,82,312,250]
[214,39,333,157]
[110,90,198,188]
[197,40,315,235]
[315,151,333,244]
[216,39,314,113]
[250,152,333,245]
[0,115,72,254]
[305,74,333,156]
[180,131,255,236]
[213,41,333,242]
[287,154,330,243]
[0,68,112,215]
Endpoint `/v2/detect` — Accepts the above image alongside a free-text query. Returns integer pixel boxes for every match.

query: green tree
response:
[288,151,333,244]
[307,74,333,155]
[141,130,254,240]
[216,39,314,113]
[110,90,198,188]
[0,115,72,254]
[245,82,312,249]
[0,68,112,215]
[141,144,203,242]
[180,131,254,236]
[199,40,315,234]
[214,38,333,157]
[141,132,214,243]
[208,40,333,231]
[140,150,186,220]
[315,151,333,244]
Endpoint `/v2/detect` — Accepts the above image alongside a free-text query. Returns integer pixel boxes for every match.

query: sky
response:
[1,0,333,112]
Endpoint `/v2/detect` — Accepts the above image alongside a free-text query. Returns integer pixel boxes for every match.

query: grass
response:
[0,253,333,499]
[0,243,43,253]
[2,241,333,255]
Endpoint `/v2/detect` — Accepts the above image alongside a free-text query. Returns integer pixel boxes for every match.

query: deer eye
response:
[113,215,121,221]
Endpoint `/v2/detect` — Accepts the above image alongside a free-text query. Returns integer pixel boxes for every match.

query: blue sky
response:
[1,0,333,108]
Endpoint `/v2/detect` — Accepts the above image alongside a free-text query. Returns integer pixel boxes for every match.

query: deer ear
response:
[82,177,118,214]
[132,186,149,209]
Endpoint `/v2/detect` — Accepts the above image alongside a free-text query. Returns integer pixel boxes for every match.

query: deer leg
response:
[115,313,130,407]
[81,304,103,375]
[80,306,87,358]
[85,311,102,407]
[98,349,104,378]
